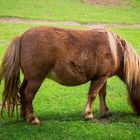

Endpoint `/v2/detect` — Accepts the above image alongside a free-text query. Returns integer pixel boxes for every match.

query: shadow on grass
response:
[1,111,140,126]
[40,111,83,122]
[95,111,140,125]
[39,110,140,125]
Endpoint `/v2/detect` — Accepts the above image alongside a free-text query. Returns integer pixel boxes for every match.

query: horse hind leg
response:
[20,79,28,119]
[98,82,112,117]
[20,78,44,124]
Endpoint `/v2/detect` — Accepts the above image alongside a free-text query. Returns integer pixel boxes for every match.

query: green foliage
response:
[0,23,140,140]
[0,0,139,23]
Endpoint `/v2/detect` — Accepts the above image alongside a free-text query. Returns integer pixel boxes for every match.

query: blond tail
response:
[0,37,21,117]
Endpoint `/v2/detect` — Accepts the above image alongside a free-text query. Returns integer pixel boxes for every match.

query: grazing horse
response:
[0,26,140,124]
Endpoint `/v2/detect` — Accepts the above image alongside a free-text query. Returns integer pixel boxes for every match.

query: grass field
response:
[0,23,140,140]
[0,0,140,24]
[0,0,140,139]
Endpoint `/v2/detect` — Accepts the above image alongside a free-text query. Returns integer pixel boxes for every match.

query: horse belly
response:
[47,63,89,86]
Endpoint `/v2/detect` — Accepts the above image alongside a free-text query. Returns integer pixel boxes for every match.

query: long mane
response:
[123,41,140,89]
[107,30,140,113]
[123,41,140,113]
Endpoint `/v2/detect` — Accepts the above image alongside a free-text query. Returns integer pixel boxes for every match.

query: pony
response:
[0,26,140,124]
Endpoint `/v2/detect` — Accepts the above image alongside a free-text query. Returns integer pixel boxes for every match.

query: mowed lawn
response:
[0,23,140,140]
[0,0,140,24]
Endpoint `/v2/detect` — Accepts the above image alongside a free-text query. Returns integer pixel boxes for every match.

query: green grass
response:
[0,23,140,140]
[0,0,140,24]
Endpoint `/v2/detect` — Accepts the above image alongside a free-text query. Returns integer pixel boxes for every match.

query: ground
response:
[87,0,133,6]
[0,0,140,140]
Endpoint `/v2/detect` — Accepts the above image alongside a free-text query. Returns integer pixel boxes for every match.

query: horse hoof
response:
[31,117,40,125]
[104,110,112,116]
[84,113,94,120]
[99,110,112,119]
[27,116,40,125]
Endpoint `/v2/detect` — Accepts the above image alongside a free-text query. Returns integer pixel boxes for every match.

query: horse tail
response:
[123,40,140,114]
[0,37,21,117]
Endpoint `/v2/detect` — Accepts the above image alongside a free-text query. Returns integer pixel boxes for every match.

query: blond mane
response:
[124,41,140,89]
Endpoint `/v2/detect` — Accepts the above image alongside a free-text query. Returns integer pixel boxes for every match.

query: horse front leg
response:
[98,82,112,116]
[84,76,107,120]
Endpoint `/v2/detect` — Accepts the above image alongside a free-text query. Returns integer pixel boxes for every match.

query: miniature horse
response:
[1,26,140,124]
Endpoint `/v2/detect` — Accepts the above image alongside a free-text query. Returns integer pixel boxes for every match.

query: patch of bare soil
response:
[87,0,132,7]
[0,17,140,28]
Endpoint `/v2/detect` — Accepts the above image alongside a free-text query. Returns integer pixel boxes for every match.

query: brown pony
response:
[0,26,140,124]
